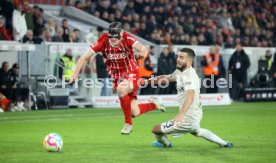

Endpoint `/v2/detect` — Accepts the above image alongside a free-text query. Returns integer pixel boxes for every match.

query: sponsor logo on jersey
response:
[178,87,185,92]
[107,53,127,59]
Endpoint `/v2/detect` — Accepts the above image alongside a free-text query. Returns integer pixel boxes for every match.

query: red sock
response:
[119,95,132,125]
[138,103,157,115]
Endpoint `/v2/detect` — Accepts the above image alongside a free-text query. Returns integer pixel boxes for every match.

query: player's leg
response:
[130,97,165,118]
[191,128,233,147]
[129,76,165,117]
[117,79,134,135]
[151,123,173,148]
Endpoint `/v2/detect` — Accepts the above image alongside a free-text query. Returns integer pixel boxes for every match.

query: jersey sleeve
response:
[183,71,197,91]
[90,34,107,53]
[125,32,138,48]
[167,70,180,82]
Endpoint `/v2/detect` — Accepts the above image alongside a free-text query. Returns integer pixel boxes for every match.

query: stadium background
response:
[0,0,276,162]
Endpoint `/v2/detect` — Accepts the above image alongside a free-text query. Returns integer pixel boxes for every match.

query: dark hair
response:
[179,48,195,59]
[1,61,8,68]
[33,5,39,9]
[109,21,122,30]
[12,63,19,69]
[39,7,44,13]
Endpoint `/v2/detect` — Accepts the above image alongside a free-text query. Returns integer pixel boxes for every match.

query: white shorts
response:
[160,120,201,135]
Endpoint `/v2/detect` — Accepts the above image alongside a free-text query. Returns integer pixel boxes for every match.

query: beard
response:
[176,62,187,71]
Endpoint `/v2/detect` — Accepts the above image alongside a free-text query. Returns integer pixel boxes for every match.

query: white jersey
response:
[169,67,202,122]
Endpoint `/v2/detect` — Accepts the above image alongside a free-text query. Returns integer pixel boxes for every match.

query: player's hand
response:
[135,53,143,59]
[69,74,78,83]
[173,114,185,125]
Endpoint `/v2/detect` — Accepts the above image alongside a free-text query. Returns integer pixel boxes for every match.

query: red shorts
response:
[113,69,141,98]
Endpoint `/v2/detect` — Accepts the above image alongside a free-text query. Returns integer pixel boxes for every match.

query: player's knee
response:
[117,87,127,97]
[131,110,140,118]
[152,125,162,134]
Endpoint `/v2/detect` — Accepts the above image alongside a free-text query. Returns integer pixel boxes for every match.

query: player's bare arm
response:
[70,48,94,82]
[143,75,171,85]
[142,70,177,86]
[173,89,195,124]
[133,41,149,58]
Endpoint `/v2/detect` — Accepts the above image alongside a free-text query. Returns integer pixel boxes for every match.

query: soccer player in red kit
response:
[70,22,165,135]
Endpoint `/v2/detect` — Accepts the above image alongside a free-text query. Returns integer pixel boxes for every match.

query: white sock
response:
[155,134,171,147]
[196,128,227,146]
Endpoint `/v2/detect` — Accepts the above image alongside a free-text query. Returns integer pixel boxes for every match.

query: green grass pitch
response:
[0,102,276,163]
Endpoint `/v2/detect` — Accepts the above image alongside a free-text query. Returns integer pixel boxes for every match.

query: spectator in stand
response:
[224,36,235,48]
[33,16,44,37]
[22,30,43,44]
[22,0,34,31]
[83,0,95,14]
[197,33,207,45]
[157,46,176,94]
[52,27,64,42]
[137,46,154,95]
[215,45,226,78]
[96,54,112,96]
[94,0,111,19]
[33,7,45,37]
[61,19,70,42]
[190,35,198,45]
[114,10,122,22]
[228,44,250,100]
[148,46,158,75]
[0,0,14,35]
[69,31,77,42]
[74,0,83,10]
[0,62,12,100]
[43,27,52,42]
[73,28,81,42]
[218,11,235,33]
[8,63,28,111]
[201,46,225,93]
[12,3,27,41]
[123,1,135,16]
[0,15,12,40]
[85,28,98,43]
[45,18,57,37]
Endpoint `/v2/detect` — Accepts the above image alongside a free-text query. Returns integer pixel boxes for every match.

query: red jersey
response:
[90,32,139,79]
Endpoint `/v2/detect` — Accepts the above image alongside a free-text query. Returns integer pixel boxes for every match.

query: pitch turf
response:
[0,102,276,163]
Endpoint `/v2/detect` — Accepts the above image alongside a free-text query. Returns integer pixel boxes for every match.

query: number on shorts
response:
[162,121,174,130]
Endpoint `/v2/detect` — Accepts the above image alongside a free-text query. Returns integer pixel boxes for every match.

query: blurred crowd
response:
[1,0,275,47]
[0,0,82,44]
[69,0,276,47]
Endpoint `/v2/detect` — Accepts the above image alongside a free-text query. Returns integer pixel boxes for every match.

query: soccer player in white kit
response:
[147,48,233,148]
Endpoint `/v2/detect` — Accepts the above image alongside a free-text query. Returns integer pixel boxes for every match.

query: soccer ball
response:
[43,133,63,152]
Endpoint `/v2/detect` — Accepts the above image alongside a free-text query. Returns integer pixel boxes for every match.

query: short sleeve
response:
[167,69,180,82]
[124,32,138,48]
[90,34,107,53]
[183,71,196,91]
